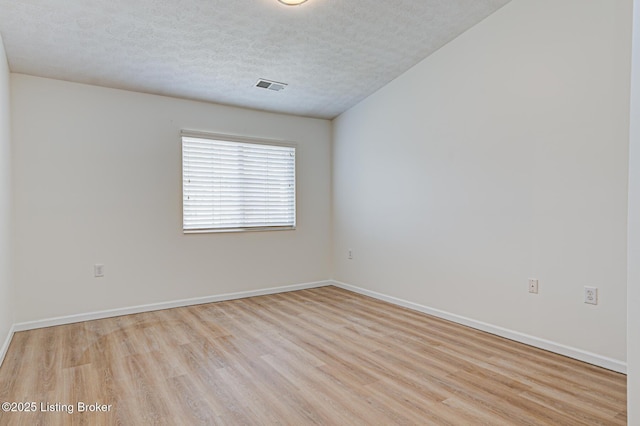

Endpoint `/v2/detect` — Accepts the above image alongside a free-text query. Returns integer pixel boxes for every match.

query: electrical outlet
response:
[94,264,105,278]
[348,249,353,260]
[584,286,598,305]
[528,279,538,294]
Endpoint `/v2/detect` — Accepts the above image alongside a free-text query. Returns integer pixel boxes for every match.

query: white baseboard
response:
[0,324,15,368]
[331,280,627,374]
[5,279,626,374]
[13,280,331,333]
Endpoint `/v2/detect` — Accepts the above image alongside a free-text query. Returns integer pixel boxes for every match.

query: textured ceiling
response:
[0,0,511,119]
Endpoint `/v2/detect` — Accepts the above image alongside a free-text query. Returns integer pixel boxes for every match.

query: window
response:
[181,132,296,233]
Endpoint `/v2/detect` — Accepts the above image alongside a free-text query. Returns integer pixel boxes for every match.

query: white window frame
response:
[181,130,297,233]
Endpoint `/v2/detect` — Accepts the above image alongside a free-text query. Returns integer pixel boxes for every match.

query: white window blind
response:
[182,133,296,233]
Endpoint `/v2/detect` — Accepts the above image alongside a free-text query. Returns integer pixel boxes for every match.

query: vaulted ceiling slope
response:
[0,0,511,119]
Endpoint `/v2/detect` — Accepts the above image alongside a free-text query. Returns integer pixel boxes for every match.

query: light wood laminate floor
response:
[0,286,627,425]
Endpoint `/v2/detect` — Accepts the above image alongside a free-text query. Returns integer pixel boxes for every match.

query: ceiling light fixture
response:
[277,0,308,5]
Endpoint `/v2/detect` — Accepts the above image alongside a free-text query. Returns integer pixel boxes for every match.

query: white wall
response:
[333,0,632,364]
[11,75,331,323]
[0,35,14,360]
[628,0,640,420]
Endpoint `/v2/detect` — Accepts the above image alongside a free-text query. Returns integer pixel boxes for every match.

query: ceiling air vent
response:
[255,79,287,92]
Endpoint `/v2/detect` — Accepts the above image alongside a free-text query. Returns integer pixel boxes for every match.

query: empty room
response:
[0,0,639,424]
